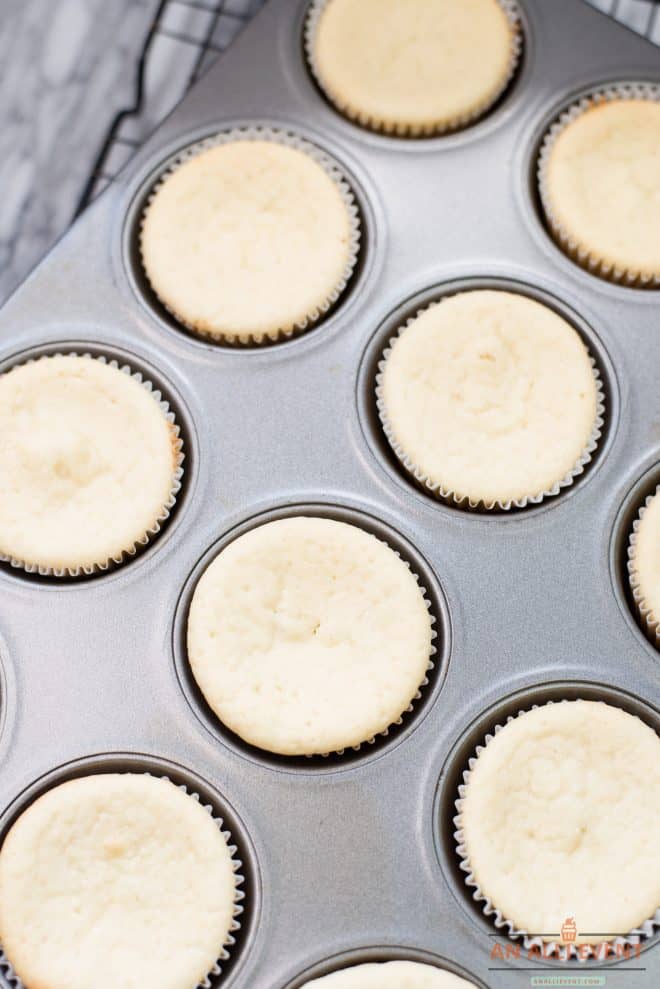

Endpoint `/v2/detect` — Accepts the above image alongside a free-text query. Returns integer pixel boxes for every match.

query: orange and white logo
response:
[560,917,577,944]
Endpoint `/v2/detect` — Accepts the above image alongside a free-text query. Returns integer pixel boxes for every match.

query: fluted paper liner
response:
[538,83,660,287]
[0,774,245,989]
[453,699,660,962]
[627,484,660,648]
[139,127,361,345]
[375,302,606,511]
[0,352,185,578]
[304,0,523,137]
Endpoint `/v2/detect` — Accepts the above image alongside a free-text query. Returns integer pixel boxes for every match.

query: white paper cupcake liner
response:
[538,83,660,286]
[304,0,523,137]
[309,542,438,758]
[139,126,362,345]
[0,351,185,578]
[453,699,660,962]
[0,773,245,989]
[627,485,660,648]
[375,302,606,511]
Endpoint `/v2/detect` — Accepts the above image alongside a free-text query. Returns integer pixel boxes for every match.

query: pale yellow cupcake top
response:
[309,0,518,134]
[187,516,433,756]
[141,138,356,342]
[542,97,660,279]
[459,701,660,944]
[629,488,660,630]
[300,961,477,988]
[0,355,180,573]
[378,290,600,507]
[0,774,237,989]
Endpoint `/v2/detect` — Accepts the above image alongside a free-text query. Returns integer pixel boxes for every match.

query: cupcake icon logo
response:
[561,917,578,944]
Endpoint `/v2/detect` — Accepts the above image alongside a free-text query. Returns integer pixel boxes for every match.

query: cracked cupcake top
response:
[187,516,433,755]
[459,700,660,943]
[378,290,599,506]
[0,774,237,989]
[0,355,179,572]
[140,138,356,343]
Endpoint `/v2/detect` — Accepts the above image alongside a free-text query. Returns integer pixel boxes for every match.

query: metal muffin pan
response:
[0,0,658,986]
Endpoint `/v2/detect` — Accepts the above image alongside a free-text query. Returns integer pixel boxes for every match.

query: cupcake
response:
[187,516,434,756]
[0,354,182,575]
[0,774,239,989]
[539,91,660,284]
[140,133,360,344]
[628,486,660,646]
[376,290,602,509]
[306,0,521,135]
[300,961,477,988]
[455,700,660,949]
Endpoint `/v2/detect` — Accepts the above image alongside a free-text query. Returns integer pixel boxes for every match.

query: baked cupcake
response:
[0,774,239,989]
[306,0,521,135]
[628,486,660,646]
[187,516,434,756]
[539,91,660,284]
[456,700,660,948]
[300,961,477,988]
[377,290,602,509]
[140,133,360,343]
[0,354,182,575]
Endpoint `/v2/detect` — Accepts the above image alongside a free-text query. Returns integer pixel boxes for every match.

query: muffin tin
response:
[0,0,659,986]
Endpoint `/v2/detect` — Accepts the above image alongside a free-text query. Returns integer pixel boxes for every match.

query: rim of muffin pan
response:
[299,0,531,146]
[282,944,488,989]
[122,125,373,353]
[433,678,660,964]
[357,275,617,518]
[0,339,196,586]
[610,459,660,656]
[173,501,452,774]
[527,78,660,293]
[0,752,260,989]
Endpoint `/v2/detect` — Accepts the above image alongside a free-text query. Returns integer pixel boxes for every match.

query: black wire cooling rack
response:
[77,0,660,213]
[77,0,266,211]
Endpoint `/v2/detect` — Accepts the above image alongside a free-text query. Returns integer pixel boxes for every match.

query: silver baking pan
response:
[0,1,658,986]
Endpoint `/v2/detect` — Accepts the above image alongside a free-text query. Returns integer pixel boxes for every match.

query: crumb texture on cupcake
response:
[458,700,660,944]
[0,355,179,573]
[0,774,237,989]
[629,487,660,634]
[187,516,433,756]
[378,290,599,507]
[300,960,477,988]
[542,97,660,281]
[140,138,355,343]
[309,0,518,134]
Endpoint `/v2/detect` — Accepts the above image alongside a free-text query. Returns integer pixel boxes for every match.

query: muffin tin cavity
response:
[434,680,660,953]
[358,277,614,516]
[0,753,259,989]
[533,82,660,289]
[302,0,527,139]
[611,461,660,652]
[124,128,369,349]
[173,503,451,772]
[283,946,487,989]
[0,341,194,584]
